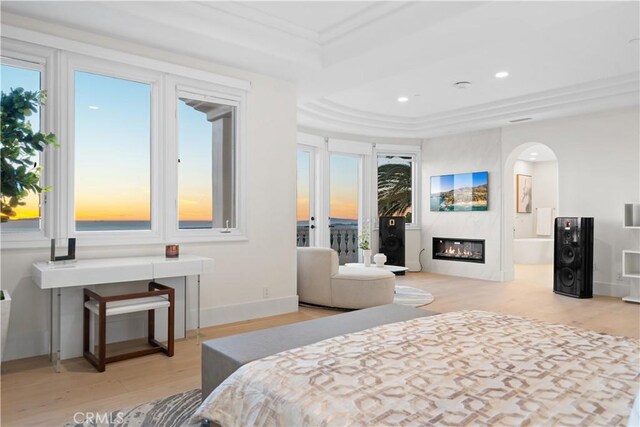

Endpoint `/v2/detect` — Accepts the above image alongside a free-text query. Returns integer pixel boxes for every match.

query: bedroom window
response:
[377,153,416,225]
[73,71,153,232]
[2,42,249,248]
[177,92,236,230]
[0,59,45,235]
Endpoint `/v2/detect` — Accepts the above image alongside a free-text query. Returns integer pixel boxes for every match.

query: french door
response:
[296,138,371,265]
[328,153,361,264]
[296,147,317,247]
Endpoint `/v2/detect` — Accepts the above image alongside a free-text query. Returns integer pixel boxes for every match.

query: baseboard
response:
[593,281,629,298]
[198,296,299,329]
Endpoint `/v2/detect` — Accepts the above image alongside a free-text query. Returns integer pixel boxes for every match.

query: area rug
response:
[66,388,201,427]
[394,285,434,307]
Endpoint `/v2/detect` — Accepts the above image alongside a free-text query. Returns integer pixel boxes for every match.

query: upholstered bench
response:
[201,304,438,399]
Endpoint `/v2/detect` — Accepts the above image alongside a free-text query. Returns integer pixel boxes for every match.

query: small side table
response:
[344,263,409,275]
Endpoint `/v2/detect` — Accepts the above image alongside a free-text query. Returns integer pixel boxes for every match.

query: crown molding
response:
[298,73,640,138]
[196,2,319,44]
[320,2,411,46]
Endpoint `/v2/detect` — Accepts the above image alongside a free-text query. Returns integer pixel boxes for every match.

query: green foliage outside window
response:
[1,88,58,222]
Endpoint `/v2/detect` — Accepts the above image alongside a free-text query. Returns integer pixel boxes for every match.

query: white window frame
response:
[63,54,164,245]
[165,77,248,242]
[0,26,251,248]
[0,39,57,247]
[373,144,421,230]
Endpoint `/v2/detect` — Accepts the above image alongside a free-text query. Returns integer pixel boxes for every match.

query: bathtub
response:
[513,238,554,264]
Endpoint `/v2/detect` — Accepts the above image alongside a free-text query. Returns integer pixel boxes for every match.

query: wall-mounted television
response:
[430,171,488,212]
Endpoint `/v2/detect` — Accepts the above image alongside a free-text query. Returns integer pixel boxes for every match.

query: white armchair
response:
[297,247,395,309]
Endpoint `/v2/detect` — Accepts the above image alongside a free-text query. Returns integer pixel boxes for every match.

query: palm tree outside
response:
[377,157,412,223]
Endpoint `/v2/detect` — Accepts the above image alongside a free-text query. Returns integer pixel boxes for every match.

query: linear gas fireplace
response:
[433,237,485,264]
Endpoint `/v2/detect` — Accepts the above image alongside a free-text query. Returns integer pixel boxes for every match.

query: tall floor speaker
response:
[379,216,405,274]
[553,217,594,298]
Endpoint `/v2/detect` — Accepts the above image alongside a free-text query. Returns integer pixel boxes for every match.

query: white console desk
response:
[32,255,214,371]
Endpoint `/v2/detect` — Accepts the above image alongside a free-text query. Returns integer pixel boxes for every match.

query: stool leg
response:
[148,308,155,347]
[98,302,106,372]
[168,289,175,357]
[83,297,89,356]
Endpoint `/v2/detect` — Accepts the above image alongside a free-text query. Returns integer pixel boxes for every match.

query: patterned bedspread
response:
[192,311,640,426]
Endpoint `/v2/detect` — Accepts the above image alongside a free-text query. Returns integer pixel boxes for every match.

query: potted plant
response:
[359,221,371,267]
[1,87,57,359]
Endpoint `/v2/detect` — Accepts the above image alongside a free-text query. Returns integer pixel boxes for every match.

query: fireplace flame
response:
[444,246,473,257]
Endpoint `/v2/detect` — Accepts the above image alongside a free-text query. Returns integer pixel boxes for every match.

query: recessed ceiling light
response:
[529,157,536,161]
[453,81,472,89]
[88,105,100,110]
[495,71,509,79]
[509,117,532,123]
[530,152,538,156]
[397,96,409,103]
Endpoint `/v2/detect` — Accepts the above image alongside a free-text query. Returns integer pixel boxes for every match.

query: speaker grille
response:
[553,217,593,298]
[560,245,576,265]
[379,216,405,268]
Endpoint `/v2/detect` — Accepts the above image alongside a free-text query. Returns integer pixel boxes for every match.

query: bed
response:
[193,310,639,426]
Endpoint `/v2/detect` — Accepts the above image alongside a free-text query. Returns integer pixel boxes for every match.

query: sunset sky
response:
[297,153,359,221]
[73,73,215,223]
[74,71,151,222]
[177,98,213,222]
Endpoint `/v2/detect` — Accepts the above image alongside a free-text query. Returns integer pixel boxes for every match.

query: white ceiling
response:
[2,1,639,139]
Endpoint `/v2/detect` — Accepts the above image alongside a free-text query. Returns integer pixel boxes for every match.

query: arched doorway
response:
[502,143,559,281]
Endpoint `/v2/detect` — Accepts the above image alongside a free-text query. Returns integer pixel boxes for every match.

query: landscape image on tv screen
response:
[430,171,488,212]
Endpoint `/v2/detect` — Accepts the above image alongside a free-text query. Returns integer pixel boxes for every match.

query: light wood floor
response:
[1,264,638,426]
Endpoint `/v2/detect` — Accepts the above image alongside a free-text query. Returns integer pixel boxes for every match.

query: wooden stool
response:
[83,281,174,372]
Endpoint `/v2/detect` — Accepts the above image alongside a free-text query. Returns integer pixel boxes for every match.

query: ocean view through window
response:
[330,154,359,264]
[1,63,43,233]
[74,71,151,231]
[177,94,236,230]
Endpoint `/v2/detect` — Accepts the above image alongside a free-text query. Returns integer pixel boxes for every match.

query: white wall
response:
[513,160,558,238]
[0,18,299,360]
[502,107,640,297]
[422,129,505,281]
[422,107,639,298]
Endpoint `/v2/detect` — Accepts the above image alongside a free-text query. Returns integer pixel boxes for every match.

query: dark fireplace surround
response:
[433,237,485,264]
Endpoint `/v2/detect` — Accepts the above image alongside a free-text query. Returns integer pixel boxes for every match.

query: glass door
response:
[296,148,317,247]
[329,154,360,264]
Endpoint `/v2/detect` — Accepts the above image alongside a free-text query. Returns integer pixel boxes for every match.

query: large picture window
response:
[73,71,152,232]
[377,153,415,224]
[2,39,248,247]
[0,62,43,233]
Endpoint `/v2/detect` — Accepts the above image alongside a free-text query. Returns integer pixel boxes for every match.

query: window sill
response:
[1,231,249,250]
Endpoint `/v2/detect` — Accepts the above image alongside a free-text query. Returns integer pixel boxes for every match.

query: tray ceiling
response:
[2,1,639,138]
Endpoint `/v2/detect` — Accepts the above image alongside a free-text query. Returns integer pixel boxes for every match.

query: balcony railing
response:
[296,225,359,264]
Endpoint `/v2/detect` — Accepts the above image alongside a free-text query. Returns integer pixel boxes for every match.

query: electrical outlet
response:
[262,287,269,298]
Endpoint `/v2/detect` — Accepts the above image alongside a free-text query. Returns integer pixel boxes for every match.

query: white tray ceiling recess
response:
[2,1,639,138]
